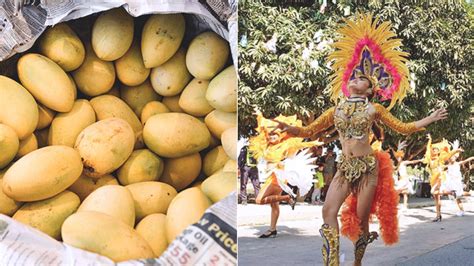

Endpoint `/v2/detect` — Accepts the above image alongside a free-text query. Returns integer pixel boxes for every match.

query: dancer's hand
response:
[428,108,448,123]
[269,119,301,136]
[270,119,290,132]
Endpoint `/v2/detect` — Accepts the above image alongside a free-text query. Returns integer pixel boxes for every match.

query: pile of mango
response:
[0,8,236,262]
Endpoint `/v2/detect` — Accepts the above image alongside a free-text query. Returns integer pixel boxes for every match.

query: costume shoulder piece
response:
[328,13,410,110]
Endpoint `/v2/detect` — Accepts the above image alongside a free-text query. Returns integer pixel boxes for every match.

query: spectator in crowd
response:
[238,145,260,205]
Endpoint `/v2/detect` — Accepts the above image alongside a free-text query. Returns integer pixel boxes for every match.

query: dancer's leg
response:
[403,193,408,209]
[256,181,288,204]
[354,168,379,266]
[320,171,350,266]
[322,171,351,230]
[456,199,464,212]
[431,181,442,219]
[270,202,280,231]
[356,174,378,234]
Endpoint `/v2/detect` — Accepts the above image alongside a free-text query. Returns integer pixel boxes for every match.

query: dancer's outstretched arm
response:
[272,107,335,138]
[459,156,474,166]
[373,104,447,135]
[404,159,423,165]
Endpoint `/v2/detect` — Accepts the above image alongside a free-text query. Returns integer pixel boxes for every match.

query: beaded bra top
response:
[334,97,374,140]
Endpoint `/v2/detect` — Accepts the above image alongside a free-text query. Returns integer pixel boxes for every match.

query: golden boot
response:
[320,223,340,266]
[353,231,378,266]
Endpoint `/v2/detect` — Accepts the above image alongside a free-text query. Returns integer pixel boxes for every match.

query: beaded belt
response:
[338,154,377,183]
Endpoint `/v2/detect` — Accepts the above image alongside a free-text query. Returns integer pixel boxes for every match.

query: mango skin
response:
[13,190,80,240]
[117,149,164,185]
[68,174,118,201]
[126,181,177,221]
[0,75,39,140]
[48,99,96,147]
[165,187,211,242]
[135,213,168,257]
[0,177,23,216]
[3,146,83,202]
[62,211,155,262]
[74,118,135,178]
[160,153,201,191]
[141,14,185,68]
[186,31,230,80]
[18,53,75,112]
[143,113,211,158]
[92,8,134,61]
[206,65,237,112]
[39,23,85,71]
[78,185,135,228]
[0,124,19,169]
[201,171,236,203]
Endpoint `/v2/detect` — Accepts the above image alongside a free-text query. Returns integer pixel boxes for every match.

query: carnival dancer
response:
[273,13,447,265]
[393,141,423,210]
[440,141,473,217]
[423,135,462,222]
[249,111,322,238]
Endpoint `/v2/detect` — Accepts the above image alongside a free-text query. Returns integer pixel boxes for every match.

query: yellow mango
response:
[186,31,229,79]
[223,159,237,173]
[162,95,183,113]
[179,79,214,117]
[143,113,211,158]
[0,124,19,169]
[166,187,211,242]
[92,8,134,61]
[140,101,170,124]
[135,213,168,257]
[0,177,23,216]
[0,76,38,140]
[120,81,160,117]
[39,23,85,71]
[204,110,236,139]
[13,190,80,239]
[206,65,237,112]
[141,14,185,68]
[18,53,75,112]
[74,118,135,178]
[3,146,82,201]
[201,171,236,203]
[150,49,191,96]
[221,127,237,160]
[36,104,55,130]
[90,95,143,148]
[78,185,135,227]
[68,173,118,201]
[203,146,230,176]
[15,134,38,159]
[126,181,177,220]
[62,211,154,262]
[160,153,202,191]
[118,149,164,185]
[72,45,115,96]
[48,99,96,147]
[115,40,150,86]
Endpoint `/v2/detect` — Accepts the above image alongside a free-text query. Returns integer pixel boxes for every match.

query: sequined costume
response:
[423,138,459,190]
[290,13,423,266]
[249,112,322,205]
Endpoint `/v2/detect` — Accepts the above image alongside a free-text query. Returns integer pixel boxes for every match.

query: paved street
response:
[238,195,474,266]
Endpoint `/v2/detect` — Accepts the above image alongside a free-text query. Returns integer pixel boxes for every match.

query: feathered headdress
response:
[328,13,410,110]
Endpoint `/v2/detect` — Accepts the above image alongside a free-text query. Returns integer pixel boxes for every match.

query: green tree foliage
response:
[238,0,473,158]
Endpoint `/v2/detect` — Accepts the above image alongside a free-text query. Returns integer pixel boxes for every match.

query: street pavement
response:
[237,195,474,266]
